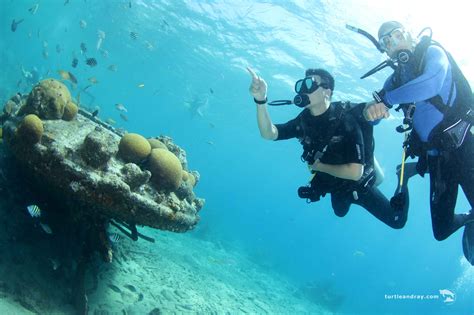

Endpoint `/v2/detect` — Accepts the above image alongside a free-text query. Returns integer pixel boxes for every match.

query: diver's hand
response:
[246,67,267,102]
[363,101,390,121]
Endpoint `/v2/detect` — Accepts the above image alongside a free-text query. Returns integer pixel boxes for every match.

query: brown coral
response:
[148,138,168,150]
[22,79,71,119]
[182,170,196,187]
[148,148,183,191]
[17,114,44,144]
[63,101,78,121]
[118,133,151,163]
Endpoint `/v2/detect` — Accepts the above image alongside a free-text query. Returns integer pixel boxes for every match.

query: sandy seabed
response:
[0,216,330,315]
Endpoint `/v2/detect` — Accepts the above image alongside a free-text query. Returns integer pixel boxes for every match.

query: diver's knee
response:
[333,207,349,217]
[390,216,407,229]
[433,229,449,241]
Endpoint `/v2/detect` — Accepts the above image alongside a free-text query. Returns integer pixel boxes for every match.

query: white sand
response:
[0,220,331,314]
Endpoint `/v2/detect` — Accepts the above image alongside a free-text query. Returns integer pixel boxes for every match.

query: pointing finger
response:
[246,67,258,80]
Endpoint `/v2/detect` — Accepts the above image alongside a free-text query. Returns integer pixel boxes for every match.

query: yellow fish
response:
[0,127,3,139]
[137,83,145,88]
[57,70,77,84]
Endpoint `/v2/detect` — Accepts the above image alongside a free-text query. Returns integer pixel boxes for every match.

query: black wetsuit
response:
[275,103,409,229]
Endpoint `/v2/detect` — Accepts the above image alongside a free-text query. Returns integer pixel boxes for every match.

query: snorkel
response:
[345,24,397,79]
[268,93,311,108]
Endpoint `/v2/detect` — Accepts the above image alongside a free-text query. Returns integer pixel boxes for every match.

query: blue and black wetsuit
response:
[275,103,409,229]
[381,45,474,241]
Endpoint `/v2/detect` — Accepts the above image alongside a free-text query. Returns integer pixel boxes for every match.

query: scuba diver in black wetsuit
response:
[246,66,417,229]
[359,21,474,265]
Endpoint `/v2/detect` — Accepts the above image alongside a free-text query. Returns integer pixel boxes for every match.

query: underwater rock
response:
[80,127,118,168]
[1,87,204,232]
[121,163,151,190]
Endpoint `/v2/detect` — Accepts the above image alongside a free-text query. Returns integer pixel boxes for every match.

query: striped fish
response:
[39,222,53,234]
[27,205,41,218]
[108,233,122,243]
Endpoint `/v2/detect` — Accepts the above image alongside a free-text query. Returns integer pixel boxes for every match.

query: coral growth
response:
[148,148,183,191]
[22,79,71,119]
[118,133,151,163]
[63,101,78,121]
[17,114,43,144]
[148,138,168,150]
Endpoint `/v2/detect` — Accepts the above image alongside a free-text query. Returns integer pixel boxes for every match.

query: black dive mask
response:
[268,77,329,108]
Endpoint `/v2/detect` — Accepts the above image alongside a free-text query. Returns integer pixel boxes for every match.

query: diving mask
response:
[294,77,330,94]
[267,77,330,108]
[378,28,405,52]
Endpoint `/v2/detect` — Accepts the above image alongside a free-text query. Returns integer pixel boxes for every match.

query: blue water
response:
[1,0,473,314]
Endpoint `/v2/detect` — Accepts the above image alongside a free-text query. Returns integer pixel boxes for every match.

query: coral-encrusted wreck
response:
[2,79,204,233]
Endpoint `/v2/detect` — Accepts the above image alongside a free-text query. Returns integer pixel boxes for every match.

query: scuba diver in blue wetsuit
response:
[357,21,474,265]
[246,66,416,229]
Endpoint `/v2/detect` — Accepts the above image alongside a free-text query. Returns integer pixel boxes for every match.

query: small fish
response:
[39,222,53,234]
[96,30,105,50]
[206,140,214,146]
[27,31,32,38]
[115,103,127,112]
[144,41,154,51]
[85,58,97,67]
[50,258,61,270]
[129,1,132,8]
[56,44,62,53]
[88,77,98,84]
[108,233,122,243]
[68,72,78,84]
[0,127,3,139]
[42,49,49,59]
[11,19,24,32]
[72,57,78,68]
[57,70,78,84]
[107,64,117,72]
[27,205,41,218]
[64,0,70,5]
[130,31,138,40]
[137,83,144,88]
[105,118,116,125]
[99,49,109,58]
[92,109,99,117]
[42,40,48,48]
[119,113,128,122]
[80,42,87,54]
[79,19,87,29]
[76,92,81,107]
[353,250,365,257]
[209,88,214,94]
[29,3,39,15]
